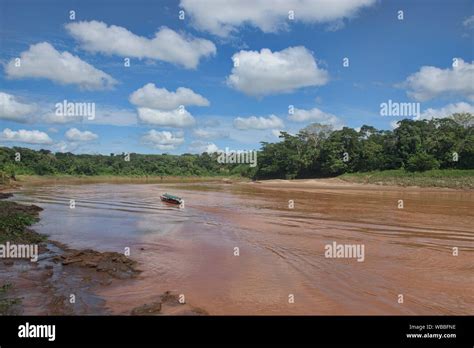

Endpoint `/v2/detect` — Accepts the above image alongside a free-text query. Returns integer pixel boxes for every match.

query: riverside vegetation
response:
[0,114,473,188]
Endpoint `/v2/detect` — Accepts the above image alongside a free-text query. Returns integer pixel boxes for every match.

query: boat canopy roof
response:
[162,193,182,200]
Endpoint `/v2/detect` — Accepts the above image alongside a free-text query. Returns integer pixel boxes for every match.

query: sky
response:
[0,0,473,155]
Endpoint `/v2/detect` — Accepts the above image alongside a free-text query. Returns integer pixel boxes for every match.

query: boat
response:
[160,193,183,205]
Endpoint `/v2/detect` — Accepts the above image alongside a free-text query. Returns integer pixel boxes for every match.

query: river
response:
[10,180,474,315]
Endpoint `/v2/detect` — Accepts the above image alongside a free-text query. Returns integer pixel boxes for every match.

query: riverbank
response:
[14,174,249,186]
[339,169,474,189]
[0,184,207,315]
[246,172,473,193]
[11,169,474,190]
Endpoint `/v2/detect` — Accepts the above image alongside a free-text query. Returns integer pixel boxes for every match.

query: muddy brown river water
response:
[9,180,474,315]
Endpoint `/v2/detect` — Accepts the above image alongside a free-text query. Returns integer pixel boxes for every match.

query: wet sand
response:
[6,179,474,315]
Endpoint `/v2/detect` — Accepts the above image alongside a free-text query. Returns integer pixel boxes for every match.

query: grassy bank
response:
[0,200,46,244]
[0,197,44,315]
[9,171,474,189]
[339,169,474,189]
[15,174,250,186]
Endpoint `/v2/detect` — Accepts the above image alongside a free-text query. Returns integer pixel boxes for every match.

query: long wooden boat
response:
[160,193,183,205]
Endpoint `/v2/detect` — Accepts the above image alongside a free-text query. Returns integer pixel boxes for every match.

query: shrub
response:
[405,152,439,172]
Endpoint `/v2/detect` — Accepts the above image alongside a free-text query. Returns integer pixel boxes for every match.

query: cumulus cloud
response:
[0,128,53,144]
[141,130,184,150]
[129,83,209,110]
[137,107,195,127]
[180,0,376,36]
[65,21,216,69]
[227,47,329,96]
[288,107,343,128]
[0,97,136,126]
[233,115,284,130]
[189,140,219,153]
[416,102,474,120]
[42,105,137,126]
[5,42,117,90]
[403,59,474,101]
[0,92,37,122]
[130,83,209,128]
[65,128,98,142]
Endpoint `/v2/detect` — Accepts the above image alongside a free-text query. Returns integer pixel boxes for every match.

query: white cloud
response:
[288,107,343,128]
[463,15,474,29]
[180,0,376,37]
[129,83,209,110]
[192,128,228,139]
[403,59,474,101]
[141,130,184,150]
[0,128,53,144]
[42,105,137,126]
[42,111,78,124]
[65,21,216,69]
[233,115,284,130]
[130,84,207,128]
[271,129,283,137]
[0,93,134,129]
[227,47,329,96]
[137,107,195,127]
[416,102,474,120]
[65,128,98,142]
[5,42,117,90]
[189,140,219,153]
[0,92,37,122]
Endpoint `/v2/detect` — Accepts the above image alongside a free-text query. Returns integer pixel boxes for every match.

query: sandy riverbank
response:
[244,177,470,192]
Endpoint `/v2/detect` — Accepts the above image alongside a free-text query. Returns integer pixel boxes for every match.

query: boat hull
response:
[160,196,182,205]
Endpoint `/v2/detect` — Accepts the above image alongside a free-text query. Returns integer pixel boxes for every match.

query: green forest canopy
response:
[1,114,473,180]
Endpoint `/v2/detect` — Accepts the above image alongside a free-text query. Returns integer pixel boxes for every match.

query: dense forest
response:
[0,114,473,180]
[255,114,473,179]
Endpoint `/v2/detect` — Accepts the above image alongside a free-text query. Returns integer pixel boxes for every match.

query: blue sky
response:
[0,0,473,154]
